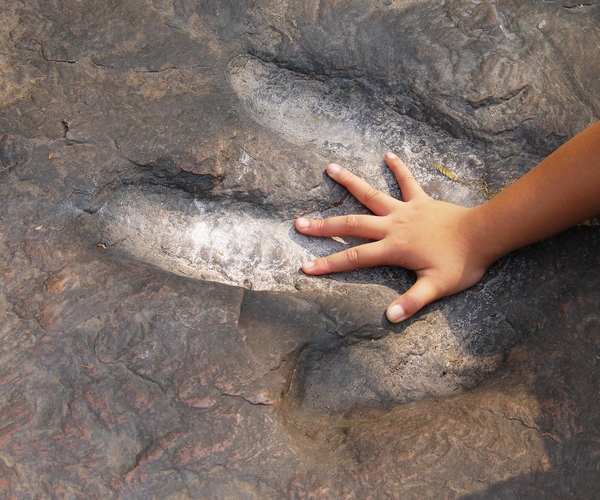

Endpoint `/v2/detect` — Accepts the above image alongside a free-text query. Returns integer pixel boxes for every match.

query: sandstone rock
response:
[1,0,599,497]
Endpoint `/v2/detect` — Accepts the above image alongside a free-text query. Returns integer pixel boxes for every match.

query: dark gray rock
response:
[1,0,599,497]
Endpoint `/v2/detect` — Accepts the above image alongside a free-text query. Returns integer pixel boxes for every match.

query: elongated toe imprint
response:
[95,184,380,291]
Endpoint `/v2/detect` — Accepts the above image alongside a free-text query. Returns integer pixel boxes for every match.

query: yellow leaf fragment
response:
[433,162,458,182]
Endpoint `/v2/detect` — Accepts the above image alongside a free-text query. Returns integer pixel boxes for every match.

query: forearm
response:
[469,121,600,263]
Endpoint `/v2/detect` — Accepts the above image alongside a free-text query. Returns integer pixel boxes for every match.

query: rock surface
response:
[1,0,600,497]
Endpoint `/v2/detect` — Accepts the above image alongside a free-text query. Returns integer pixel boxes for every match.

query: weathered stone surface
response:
[1,0,599,497]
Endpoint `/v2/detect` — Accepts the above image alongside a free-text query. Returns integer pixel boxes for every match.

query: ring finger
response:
[302,240,387,275]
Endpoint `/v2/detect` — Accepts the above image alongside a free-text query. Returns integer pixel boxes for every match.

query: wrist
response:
[463,203,508,268]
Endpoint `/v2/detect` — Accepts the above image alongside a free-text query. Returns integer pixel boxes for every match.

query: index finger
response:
[326,163,395,216]
[384,153,426,202]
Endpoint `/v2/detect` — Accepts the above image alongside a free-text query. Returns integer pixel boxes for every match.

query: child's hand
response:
[295,153,491,323]
[297,121,600,322]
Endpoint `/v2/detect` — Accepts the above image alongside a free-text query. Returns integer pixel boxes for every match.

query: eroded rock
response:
[1,0,600,497]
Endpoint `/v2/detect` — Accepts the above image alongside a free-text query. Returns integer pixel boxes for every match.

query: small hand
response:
[295,153,491,322]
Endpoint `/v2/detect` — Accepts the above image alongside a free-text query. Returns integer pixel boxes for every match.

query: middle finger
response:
[295,214,387,240]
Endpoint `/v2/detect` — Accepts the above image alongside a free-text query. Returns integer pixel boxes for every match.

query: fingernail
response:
[386,304,406,323]
[303,261,316,271]
[385,152,398,160]
[296,218,310,229]
[327,164,341,175]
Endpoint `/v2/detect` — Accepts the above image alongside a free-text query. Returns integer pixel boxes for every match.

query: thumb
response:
[386,277,440,323]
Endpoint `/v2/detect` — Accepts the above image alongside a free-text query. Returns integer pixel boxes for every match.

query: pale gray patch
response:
[95,185,412,292]
[292,310,505,413]
[229,54,491,208]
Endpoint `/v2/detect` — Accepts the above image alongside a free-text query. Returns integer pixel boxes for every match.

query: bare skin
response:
[296,120,600,323]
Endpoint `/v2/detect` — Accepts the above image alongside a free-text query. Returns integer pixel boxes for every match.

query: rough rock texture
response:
[1,0,599,497]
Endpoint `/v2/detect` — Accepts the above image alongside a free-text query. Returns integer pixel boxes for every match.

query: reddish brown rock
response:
[1,0,599,498]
